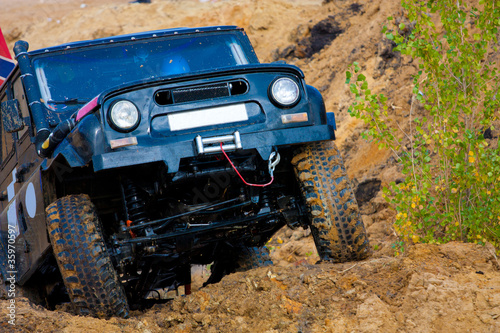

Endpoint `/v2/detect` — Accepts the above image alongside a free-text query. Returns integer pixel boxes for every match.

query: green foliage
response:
[346,0,500,251]
[391,240,405,256]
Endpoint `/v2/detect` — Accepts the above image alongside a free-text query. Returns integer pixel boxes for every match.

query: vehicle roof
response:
[28,26,243,55]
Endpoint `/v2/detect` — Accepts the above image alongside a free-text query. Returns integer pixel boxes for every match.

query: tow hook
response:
[268,150,281,178]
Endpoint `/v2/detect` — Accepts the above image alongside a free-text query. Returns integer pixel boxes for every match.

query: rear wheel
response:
[204,245,273,286]
[46,194,129,318]
[235,246,273,272]
[292,141,370,262]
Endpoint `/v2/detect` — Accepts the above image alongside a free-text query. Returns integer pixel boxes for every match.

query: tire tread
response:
[236,246,273,272]
[292,141,370,262]
[46,194,129,318]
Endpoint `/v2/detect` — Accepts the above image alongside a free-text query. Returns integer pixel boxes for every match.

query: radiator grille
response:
[155,80,248,105]
[173,83,229,103]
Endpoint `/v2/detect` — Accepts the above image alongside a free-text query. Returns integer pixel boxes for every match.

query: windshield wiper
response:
[47,98,89,105]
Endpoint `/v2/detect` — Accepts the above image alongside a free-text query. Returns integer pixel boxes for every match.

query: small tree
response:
[346,0,500,251]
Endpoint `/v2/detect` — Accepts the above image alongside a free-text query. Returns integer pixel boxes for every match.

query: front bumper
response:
[92,124,335,173]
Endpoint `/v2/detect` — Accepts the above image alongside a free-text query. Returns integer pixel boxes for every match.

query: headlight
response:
[108,100,140,132]
[270,77,300,107]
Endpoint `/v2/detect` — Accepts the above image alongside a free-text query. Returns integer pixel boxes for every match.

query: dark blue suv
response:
[0,26,369,317]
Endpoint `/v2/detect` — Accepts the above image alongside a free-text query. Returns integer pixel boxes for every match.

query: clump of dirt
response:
[348,3,364,14]
[275,2,368,60]
[2,242,499,332]
[280,17,344,59]
[374,38,401,78]
[354,178,382,206]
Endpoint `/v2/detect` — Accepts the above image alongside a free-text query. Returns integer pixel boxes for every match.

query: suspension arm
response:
[117,208,288,245]
[125,197,244,231]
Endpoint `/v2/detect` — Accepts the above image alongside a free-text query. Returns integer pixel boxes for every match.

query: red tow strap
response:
[220,142,274,187]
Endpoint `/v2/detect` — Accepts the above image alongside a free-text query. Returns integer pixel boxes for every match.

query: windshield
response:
[33,32,257,113]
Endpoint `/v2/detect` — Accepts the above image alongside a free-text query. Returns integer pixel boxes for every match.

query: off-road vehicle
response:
[0,26,369,318]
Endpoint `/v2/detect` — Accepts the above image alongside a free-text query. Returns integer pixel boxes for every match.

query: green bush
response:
[346,0,500,251]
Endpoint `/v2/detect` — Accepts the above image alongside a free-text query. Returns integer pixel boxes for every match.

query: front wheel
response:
[292,141,370,262]
[46,194,129,318]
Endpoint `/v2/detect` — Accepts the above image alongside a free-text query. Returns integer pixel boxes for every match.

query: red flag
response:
[0,27,16,86]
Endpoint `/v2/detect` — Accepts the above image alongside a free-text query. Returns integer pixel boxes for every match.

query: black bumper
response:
[93,124,335,173]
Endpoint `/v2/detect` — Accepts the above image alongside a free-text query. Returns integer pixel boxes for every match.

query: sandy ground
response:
[1,0,499,332]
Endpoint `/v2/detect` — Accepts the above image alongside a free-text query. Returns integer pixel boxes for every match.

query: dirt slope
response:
[1,0,500,332]
[2,242,499,332]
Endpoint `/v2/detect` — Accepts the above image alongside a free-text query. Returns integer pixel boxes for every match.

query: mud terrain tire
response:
[236,246,273,272]
[46,194,129,318]
[204,246,273,286]
[292,141,370,262]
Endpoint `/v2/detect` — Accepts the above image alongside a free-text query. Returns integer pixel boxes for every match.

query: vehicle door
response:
[0,73,48,284]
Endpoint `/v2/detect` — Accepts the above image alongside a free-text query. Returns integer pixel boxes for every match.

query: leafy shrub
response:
[346,0,500,250]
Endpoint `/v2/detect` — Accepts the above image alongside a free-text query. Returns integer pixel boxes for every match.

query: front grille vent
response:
[155,80,248,106]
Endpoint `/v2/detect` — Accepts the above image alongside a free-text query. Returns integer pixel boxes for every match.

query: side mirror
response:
[1,99,25,133]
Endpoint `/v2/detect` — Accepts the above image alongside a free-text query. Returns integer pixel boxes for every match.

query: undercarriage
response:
[47,147,307,307]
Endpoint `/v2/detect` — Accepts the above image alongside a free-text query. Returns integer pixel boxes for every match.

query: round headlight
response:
[270,78,300,107]
[109,100,140,132]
